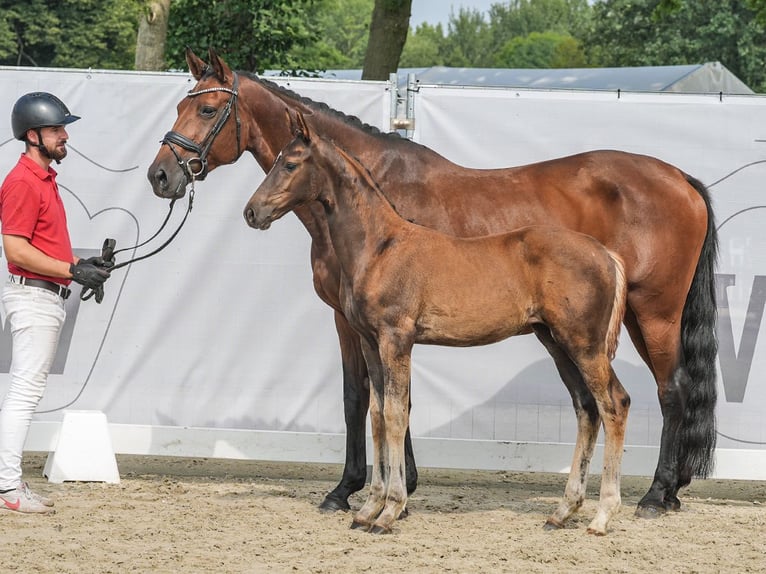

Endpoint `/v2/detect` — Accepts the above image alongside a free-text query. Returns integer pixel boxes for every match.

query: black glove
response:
[70,261,111,291]
[77,239,117,304]
[78,255,115,270]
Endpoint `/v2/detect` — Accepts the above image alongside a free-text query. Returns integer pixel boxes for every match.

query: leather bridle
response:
[161,71,242,184]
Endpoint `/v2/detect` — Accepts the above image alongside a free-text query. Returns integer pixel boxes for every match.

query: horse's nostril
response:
[155,169,167,188]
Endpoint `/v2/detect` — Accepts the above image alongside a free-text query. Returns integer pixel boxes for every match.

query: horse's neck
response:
[241,76,446,177]
[319,144,404,276]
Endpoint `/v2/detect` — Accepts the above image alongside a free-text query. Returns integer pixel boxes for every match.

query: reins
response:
[109,190,194,272]
[79,190,194,301]
[80,72,240,300]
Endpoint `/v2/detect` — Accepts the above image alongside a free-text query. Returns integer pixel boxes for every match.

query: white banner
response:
[0,67,390,439]
[413,85,766,455]
[1,68,764,477]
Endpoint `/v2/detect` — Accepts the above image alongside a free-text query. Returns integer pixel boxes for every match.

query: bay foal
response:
[244,112,629,535]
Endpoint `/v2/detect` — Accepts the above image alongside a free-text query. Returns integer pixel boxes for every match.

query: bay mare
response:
[244,113,630,534]
[147,48,718,518]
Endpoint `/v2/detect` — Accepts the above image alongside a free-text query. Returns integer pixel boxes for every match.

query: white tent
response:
[309,61,754,94]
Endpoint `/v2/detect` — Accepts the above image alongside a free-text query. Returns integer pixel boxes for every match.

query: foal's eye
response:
[284,162,298,172]
[200,106,216,118]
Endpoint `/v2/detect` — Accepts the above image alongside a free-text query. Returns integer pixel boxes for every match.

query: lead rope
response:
[110,186,195,272]
[79,181,195,301]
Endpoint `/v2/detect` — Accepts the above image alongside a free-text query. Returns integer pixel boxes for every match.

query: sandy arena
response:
[1,452,764,573]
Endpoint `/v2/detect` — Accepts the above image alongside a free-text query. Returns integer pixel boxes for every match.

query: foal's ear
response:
[296,111,311,143]
[186,47,207,81]
[208,47,233,84]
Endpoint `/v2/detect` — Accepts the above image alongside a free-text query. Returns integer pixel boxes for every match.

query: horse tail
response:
[605,250,627,360]
[677,173,719,483]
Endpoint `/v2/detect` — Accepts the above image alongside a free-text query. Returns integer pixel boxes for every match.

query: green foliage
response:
[745,0,766,24]
[2,0,764,94]
[495,31,586,68]
[583,0,766,92]
[440,7,492,67]
[165,0,321,73]
[400,23,446,67]
[0,0,141,68]
[286,0,373,70]
[402,0,591,69]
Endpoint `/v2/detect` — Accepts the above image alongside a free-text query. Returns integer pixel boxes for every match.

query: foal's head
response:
[244,110,322,229]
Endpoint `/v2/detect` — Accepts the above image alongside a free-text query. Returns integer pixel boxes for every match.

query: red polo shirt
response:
[0,154,74,286]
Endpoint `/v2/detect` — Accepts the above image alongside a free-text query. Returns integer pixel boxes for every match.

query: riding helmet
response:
[11,92,81,140]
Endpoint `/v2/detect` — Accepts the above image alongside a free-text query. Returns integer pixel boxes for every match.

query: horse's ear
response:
[186,47,207,81]
[208,47,233,84]
[296,111,311,143]
[285,108,295,134]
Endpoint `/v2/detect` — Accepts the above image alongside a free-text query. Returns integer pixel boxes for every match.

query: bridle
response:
[161,71,242,184]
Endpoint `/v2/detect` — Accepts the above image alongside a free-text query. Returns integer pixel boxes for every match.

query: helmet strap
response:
[32,128,60,164]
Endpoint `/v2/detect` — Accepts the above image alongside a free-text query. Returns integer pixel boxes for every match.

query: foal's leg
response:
[351,338,389,531]
[534,326,600,530]
[583,363,630,535]
[369,336,413,534]
[321,312,418,512]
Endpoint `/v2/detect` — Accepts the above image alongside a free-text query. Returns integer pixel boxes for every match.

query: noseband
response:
[161,71,242,183]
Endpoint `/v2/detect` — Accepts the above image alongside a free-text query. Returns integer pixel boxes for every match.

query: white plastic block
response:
[43,410,120,483]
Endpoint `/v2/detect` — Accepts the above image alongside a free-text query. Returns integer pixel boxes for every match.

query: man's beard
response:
[45,142,67,162]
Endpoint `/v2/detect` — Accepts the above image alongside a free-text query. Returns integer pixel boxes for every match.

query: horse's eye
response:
[200,106,216,118]
[284,162,298,172]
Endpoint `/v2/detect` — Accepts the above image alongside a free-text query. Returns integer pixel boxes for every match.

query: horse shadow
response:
[418,357,660,447]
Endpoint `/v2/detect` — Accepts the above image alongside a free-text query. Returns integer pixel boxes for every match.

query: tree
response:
[746,0,766,23]
[402,0,592,69]
[165,0,320,72]
[487,0,591,62]
[135,0,171,71]
[400,23,446,67]
[361,0,411,80]
[287,0,373,70]
[583,0,766,92]
[494,31,586,68]
[440,7,492,67]
[0,0,141,69]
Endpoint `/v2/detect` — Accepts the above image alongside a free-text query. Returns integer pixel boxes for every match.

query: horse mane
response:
[233,70,415,146]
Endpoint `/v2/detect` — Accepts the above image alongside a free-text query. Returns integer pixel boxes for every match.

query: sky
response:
[409,0,500,28]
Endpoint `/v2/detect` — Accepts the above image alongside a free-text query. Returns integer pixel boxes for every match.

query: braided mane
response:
[223,69,409,144]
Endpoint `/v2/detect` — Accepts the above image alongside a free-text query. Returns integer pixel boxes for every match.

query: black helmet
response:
[11,92,81,140]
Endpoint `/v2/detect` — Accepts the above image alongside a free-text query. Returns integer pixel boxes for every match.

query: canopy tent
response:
[303,61,753,94]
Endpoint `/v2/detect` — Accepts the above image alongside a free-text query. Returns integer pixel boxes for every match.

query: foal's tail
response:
[605,250,627,360]
[677,174,719,484]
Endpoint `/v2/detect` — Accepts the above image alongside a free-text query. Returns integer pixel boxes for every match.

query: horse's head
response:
[244,110,321,229]
[147,47,243,199]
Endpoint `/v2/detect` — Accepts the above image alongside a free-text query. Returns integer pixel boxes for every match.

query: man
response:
[0,92,112,514]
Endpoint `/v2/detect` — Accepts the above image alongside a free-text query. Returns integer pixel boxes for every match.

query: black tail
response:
[677,174,718,484]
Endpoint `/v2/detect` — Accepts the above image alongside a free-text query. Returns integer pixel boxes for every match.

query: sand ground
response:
[1,453,764,573]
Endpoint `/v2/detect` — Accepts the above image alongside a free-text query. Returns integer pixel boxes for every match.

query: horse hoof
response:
[543,519,563,531]
[663,496,681,512]
[319,496,350,514]
[634,504,666,519]
[397,507,409,520]
[586,527,607,536]
[369,524,393,535]
[350,520,369,531]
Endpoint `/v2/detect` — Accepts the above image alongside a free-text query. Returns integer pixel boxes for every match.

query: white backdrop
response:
[1,67,764,478]
[412,86,766,464]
